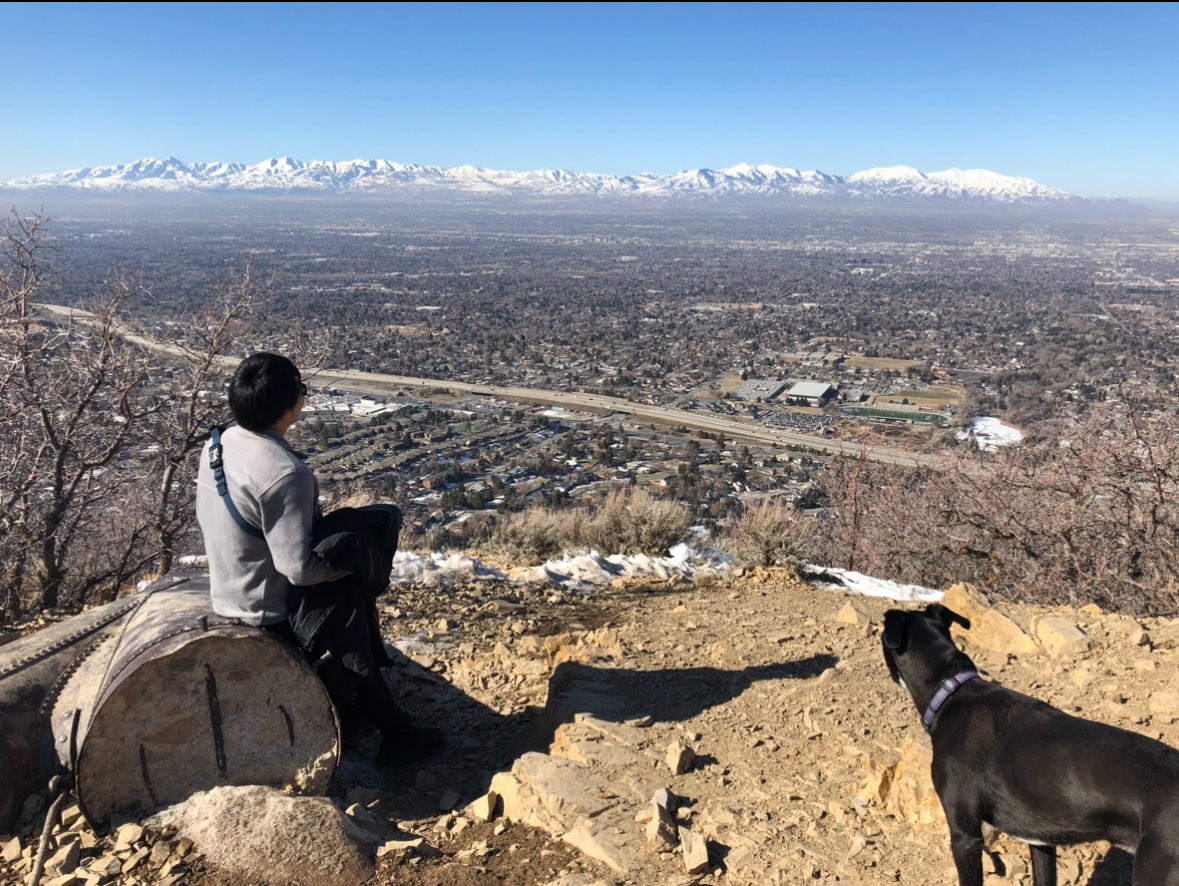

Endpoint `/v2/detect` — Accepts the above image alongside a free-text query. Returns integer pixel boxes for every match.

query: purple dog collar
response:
[922,670,980,731]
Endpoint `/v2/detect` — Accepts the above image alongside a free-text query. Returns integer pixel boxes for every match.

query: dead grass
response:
[879,384,966,404]
[716,373,747,394]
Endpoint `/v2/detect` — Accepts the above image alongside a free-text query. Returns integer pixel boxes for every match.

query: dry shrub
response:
[485,508,565,565]
[485,488,692,563]
[723,498,813,570]
[574,488,692,556]
[814,404,1179,615]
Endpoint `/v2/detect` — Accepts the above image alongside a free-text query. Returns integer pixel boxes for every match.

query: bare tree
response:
[134,264,258,577]
[815,443,873,572]
[0,212,268,621]
[816,404,1179,615]
[0,211,156,614]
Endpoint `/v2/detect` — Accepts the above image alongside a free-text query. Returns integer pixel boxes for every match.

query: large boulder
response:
[148,785,377,886]
[882,735,943,828]
[941,584,1038,655]
[1033,615,1092,658]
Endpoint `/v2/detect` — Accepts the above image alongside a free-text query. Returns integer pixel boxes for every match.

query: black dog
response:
[882,603,1179,885]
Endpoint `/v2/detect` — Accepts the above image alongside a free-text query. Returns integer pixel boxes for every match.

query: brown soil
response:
[9,570,1175,885]
[350,572,1170,885]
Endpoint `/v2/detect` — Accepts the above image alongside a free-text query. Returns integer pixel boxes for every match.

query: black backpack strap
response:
[209,426,265,540]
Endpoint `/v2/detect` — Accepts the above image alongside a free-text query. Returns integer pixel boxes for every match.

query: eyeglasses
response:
[298,382,309,397]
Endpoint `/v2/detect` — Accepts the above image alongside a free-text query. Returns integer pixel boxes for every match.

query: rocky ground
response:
[6,568,1179,886]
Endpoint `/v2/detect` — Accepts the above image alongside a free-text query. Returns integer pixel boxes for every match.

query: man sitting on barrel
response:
[196,352,442,765]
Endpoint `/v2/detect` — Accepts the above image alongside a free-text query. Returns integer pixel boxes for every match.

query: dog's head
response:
[881,604,973,692]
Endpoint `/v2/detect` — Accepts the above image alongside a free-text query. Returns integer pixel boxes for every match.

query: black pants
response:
[270,504,406,737]
[263,590,408,738]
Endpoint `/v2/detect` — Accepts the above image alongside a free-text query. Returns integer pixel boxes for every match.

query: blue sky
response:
[6,2,1177,199]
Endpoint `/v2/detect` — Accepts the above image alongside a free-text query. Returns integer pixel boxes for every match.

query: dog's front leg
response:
[1029,844,1057,886]
[947,823,984,886]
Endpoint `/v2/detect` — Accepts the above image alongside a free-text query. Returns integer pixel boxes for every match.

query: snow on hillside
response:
[392,546,943,602]
[176,547,941,603]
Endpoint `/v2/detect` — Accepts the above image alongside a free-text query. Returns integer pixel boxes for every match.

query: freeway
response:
[310,369,940,469]
[38,304,940,469]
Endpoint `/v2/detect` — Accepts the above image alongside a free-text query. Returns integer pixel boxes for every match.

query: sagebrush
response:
[486,488,692,563]
[722,499,812,570]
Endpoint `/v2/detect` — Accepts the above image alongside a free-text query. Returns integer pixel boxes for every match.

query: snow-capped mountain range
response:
[1,157,1071,203]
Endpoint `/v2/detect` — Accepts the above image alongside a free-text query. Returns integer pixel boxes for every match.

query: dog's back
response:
[932,679,1179,850]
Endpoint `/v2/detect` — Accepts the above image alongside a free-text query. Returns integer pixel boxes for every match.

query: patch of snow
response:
[388,551,507,586]
[956,416,1024,452]
[388,544,730,591]
[388,633,442,658]
[803,565,942,603]
[170,547,938,606]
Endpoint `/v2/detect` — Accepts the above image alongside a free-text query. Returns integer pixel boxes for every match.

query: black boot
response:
[354,667,445,765]
[374,723,445,766]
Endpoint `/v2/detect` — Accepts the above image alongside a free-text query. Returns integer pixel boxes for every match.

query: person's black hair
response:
[228,353,303,431]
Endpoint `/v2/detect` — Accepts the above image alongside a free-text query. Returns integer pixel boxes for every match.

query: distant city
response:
[29,196,1178,548]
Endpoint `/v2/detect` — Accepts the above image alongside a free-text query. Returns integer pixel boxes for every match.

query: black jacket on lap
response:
[287,504,402,679]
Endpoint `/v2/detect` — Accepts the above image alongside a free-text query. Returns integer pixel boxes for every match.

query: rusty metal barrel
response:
[1,571,339,831]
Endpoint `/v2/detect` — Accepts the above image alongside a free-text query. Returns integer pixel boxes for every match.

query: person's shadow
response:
[355,651,838,821]
[534,656,839,745]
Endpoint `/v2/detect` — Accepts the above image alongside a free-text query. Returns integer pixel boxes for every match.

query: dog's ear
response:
[882,610,908,652]
[927,603,971,632]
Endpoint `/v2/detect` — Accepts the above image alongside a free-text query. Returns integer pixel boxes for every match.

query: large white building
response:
[785,381,837,407]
